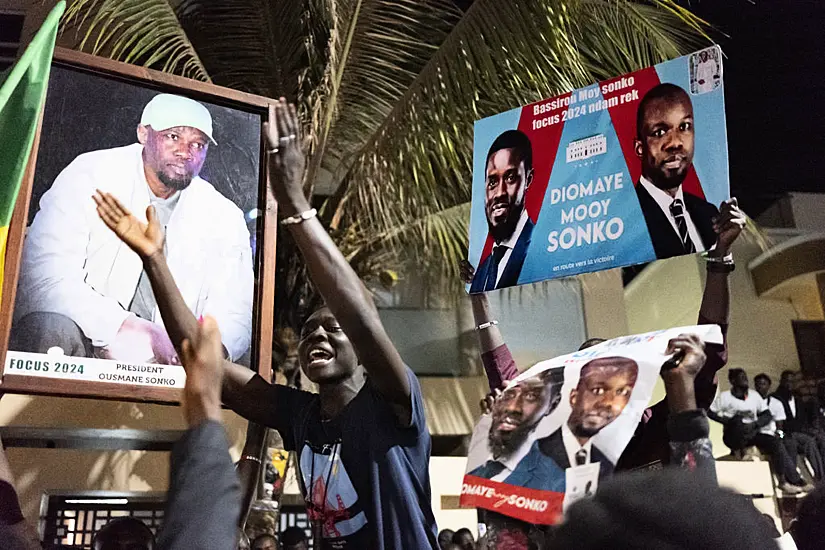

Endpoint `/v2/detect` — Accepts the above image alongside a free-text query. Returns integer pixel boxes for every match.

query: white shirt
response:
[639,176,705,253]
[562,422,593,467]
[696,60,718,93]
[15,144,254,360]
[788,396,797,418]
[710,390,767,424]
[494,209,529,286]
[776,531,798,550]
[761,396,787,435]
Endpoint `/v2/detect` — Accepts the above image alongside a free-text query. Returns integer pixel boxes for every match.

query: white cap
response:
[140,93,217,145]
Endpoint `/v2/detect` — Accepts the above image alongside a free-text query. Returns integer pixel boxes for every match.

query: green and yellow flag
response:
[0,1,64,309]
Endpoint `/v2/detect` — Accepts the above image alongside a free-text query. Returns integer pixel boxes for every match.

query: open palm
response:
[93,190,164,259]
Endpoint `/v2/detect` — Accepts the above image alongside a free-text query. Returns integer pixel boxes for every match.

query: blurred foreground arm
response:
[157,317,240,550]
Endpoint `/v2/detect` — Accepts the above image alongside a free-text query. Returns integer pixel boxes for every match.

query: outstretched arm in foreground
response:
[92,192,277,425]
[157,317,240,550]
[266,100,412,424]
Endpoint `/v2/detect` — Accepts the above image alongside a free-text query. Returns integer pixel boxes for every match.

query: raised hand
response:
[661,333,707,413]
[180,316,225,427]
[263,98,307,211]
[713,197,746,255]
[459,259,476,285]
[93,190,163,259]
[663,333,707,380]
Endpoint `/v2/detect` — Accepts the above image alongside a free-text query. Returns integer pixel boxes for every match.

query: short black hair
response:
[93,517,155,549]
[781,369,797,380]
[578,338,606,351]
[453,527,475,543]
[281,526,308,546]
[251,533,277,547]
[636,83,692,139]
[754,373,772,385]
[539,366,565,389]
[728,368,746,384]
[487,130,533,174]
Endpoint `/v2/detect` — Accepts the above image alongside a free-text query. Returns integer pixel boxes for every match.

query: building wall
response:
[623,237,815,455]
[1,394,248,525]
[788,192,825,232]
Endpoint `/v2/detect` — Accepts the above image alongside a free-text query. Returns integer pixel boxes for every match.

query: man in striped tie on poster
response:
[633,83,721,259]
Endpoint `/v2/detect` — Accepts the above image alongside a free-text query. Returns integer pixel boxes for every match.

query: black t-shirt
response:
[265,368,438,549]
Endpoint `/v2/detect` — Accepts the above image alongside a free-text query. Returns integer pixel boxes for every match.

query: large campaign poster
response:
[467,46,728,293]
[460,324,723,524]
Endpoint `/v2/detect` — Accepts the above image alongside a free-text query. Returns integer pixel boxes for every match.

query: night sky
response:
[453,0,825,216]
[689,0,825,216]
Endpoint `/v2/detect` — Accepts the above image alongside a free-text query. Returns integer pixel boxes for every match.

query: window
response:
[0,11,25,72]
[41,492,165,549]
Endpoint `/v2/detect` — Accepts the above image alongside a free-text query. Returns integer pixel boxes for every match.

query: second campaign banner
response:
[467,46,728,293]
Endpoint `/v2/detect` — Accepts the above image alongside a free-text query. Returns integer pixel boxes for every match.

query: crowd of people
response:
[2,97,825,550]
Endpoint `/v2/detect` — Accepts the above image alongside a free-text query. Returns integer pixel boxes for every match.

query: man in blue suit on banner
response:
[470,130,535,292]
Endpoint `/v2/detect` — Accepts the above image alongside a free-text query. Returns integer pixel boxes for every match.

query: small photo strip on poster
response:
[689,46,722,95]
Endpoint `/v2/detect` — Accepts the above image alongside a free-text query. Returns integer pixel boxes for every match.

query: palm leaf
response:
[176,0,315,100]
[62,0,210,81]
[327,0,711,292]
[303,0,462,196]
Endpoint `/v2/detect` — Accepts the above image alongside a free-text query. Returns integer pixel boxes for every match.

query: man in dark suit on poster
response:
[506,357,638,491]
[470,130,535,292]
[634,83,719,260]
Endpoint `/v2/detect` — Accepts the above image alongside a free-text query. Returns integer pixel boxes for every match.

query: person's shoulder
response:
[66,144,141,172]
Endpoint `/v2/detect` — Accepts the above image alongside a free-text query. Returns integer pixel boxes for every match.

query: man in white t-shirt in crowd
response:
[755,373,823,483]
[709,369,810,494]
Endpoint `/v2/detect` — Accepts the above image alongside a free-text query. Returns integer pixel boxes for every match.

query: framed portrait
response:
[0,48,277,404]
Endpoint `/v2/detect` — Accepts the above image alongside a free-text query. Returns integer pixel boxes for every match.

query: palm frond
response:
[176,0,313,99]
[62,0,210,81]
[303,0,462,196]
[327,0,711,289]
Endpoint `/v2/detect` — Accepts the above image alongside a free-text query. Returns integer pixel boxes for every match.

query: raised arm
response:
[266,100,411,422]
[92,192,276,424]
[157,317,240,550]
[662,334,716,483]
[460,260,517,393]
[698,198,745,325]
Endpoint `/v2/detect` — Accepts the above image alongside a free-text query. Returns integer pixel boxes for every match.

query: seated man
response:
[755,373,823,481]
[772,371,825,470]
[11,93,253,365]
[709,369,811,494]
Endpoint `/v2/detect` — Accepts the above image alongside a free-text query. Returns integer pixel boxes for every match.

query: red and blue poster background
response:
[467,46,728,293]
